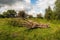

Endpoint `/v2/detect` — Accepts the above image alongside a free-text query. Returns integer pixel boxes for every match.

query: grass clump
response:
[7,18,25,27]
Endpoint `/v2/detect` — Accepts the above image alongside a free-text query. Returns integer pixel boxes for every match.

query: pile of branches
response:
[22,20,50,29]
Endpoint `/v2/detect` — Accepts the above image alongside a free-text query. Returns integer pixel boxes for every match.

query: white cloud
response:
[0,0,56,16]
[28,0,56,16]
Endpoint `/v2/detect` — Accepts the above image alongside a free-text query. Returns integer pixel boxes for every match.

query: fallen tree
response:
[22,20,50,29]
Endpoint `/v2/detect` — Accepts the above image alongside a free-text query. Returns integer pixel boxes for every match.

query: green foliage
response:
[45,6,53,20]
[17,11,28,19]
[7,18,24,27]
[0,14,5,18]
[37,13,43,19]
[54,0,60,20]
[3,10,17,18]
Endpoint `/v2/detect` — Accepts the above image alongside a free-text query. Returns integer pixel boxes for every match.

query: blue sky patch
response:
[31,0,37,5]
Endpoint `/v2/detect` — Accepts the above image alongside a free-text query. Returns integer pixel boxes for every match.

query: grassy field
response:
[0,18,60,40]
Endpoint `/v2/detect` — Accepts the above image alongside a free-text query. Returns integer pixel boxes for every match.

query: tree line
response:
[0,10,43,19]
[0,0,60,20]
[45,0,60,20]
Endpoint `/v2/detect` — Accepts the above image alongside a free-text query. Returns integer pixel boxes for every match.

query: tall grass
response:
[0,18,60,40]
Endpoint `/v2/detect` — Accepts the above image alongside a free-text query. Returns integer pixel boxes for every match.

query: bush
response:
[37,13,43,19]
[0,14,5,18]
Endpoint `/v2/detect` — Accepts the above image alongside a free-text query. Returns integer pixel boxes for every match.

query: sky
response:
[0,0,56,17]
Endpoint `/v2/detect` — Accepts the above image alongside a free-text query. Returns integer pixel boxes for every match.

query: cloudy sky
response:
[0,0,56,16]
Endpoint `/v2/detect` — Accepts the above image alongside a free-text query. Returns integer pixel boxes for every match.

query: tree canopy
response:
[3,10,17,18]
[54,0,60,20]
[45,6,53,20]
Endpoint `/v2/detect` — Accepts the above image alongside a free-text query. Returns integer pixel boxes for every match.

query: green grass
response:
[0,18,60,40]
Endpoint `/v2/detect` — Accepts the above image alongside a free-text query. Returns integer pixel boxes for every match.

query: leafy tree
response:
[54,0,60,20]
[3,10,17,18]
[45,6,53,20]
[17,11,27,19]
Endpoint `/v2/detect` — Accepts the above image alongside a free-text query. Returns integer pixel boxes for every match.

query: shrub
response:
[37,13,43,19]
[0,14,5,18]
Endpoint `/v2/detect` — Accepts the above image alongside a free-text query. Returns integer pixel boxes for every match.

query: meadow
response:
[0,18,60,40]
